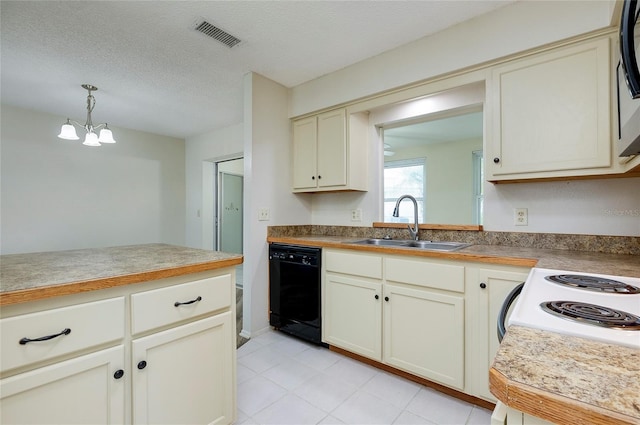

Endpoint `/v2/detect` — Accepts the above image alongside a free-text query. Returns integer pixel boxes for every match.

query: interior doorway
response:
[215,158,244,287]
[215,157,246,347]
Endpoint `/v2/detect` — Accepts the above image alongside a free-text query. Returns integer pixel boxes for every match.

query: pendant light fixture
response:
[58,84,116,147]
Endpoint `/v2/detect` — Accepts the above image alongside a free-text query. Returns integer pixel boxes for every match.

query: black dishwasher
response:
[269,244,322,345]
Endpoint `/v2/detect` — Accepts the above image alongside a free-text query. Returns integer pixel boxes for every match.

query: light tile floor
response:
[236,329,493,425]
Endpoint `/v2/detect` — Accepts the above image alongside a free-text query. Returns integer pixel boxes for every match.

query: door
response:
[323,273,382,360]
[132,313,234,425]
[383,284,465,390]
[1,346,125,425]
[219,172,243,255]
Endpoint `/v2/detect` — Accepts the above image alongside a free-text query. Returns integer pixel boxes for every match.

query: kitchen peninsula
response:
[0,243,242,425]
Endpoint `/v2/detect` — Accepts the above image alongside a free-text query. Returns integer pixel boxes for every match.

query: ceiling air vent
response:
[194,20,242,48]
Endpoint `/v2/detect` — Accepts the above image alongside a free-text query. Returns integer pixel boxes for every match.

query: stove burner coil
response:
[540,301,640,330]
[544,274,640,294]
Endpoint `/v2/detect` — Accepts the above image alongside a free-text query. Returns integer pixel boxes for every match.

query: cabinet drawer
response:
[131,274,232,335]
[325,250,382,279]
[0,297,125,373]
[385,257,464,292]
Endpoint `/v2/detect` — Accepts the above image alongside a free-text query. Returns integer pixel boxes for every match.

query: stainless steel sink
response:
[346,238,410,246]
[403,241,470,251]
[345,239,470,251]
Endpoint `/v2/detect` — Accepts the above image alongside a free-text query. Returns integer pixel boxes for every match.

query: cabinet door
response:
[475,268,529,401]
[292,116,318,190]
[383,284,465,390]
[323,273,382,360]
[1,346,125,425]
[317,109,347,188]
[132,312,234,425]
[489,38,611,179]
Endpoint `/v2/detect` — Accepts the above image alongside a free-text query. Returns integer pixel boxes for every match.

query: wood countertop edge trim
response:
[266,236,538,268]
[489,368,638,425]
[0,257,243,307]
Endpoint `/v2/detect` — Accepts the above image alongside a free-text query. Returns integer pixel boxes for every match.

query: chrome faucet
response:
[392,194,419,240]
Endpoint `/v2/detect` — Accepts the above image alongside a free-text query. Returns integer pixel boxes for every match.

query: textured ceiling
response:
[1,1,513,139]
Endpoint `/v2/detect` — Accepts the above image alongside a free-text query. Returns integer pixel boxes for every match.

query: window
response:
[383,158,425,222]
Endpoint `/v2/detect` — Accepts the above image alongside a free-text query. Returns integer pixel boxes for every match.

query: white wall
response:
[290,0,640,237]
[243,72,312,337]
[184,123,243,250]
[1,105,186,254]
[289,0,613,117]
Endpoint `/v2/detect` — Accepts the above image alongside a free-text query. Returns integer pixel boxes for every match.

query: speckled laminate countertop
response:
[0,243,243,306]
[267,235,640,277]
[490,326,640,425]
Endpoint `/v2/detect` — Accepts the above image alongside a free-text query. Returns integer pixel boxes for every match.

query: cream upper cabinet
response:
[466,266,529,402]
[488,37,613,181]
[292,108,368,192]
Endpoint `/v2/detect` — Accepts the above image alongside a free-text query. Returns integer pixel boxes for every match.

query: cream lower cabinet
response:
[1,345,125,424]
[383,283,464,389]
[323,250,465,390]
[132,312,234,425]
[323,248,532,400]
[0,268,236,425]
[323,249,383,360]
[492,402,555,425]
[324,273,382,360]
[466,266,530,402]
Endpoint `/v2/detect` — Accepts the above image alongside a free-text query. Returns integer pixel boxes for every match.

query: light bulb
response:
[83,132,101,147]
[98,127,116,144]
[58,122,79,140]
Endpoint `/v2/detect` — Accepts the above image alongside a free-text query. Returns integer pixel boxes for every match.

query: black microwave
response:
[618,0,640,156]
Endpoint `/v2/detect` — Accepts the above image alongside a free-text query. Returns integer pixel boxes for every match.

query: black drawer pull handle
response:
[113,369,125,380]
[138,360,147,370]
[19,328,71,345]
[174,296,202,307]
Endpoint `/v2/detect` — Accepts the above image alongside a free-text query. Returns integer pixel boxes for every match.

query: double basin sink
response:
[345,238,470,252]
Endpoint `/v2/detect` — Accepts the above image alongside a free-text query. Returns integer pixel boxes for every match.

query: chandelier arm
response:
[85,94,96,131]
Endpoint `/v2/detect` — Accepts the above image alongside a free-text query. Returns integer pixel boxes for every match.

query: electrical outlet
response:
[351,208,362,222]
[258,208,270,221]
[514,208,528,226]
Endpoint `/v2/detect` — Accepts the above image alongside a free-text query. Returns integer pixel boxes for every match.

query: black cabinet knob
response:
[384,296,389,302]
[312,176,315,180]
[493,157,500,163]
[137,361,147,370]
[113,369,125,379]
[318,175,322,179]
[480,282,487,289]
[375,295,379,299]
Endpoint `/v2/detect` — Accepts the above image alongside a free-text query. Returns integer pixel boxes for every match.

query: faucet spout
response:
[392,194,419,240]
